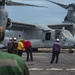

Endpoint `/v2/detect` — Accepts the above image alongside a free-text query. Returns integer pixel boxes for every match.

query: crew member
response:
[12,37,18,54]
[24,40,33,61]
[50,39,61,64]
[17,38,24,56]
[0,51,29,75]
[7,37,13,53]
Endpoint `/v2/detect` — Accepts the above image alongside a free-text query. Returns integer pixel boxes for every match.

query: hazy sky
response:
[6,0,75,25]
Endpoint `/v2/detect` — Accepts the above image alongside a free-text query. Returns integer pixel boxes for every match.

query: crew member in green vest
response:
[0,52,29,75]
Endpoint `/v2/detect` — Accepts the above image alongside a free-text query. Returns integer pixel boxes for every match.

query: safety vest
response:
[17,41,24,50]
[0,52,29,75]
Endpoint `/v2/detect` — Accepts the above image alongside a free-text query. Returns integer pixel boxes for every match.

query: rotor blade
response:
[47,0,68,9]
[6,1,47,8]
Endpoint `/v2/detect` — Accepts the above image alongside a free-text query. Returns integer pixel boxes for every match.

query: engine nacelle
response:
[6,18,12,28]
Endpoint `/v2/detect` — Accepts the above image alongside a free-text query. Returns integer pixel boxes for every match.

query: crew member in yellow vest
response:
[17,38,24,56]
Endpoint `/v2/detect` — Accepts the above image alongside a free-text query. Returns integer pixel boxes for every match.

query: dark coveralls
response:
[50,41,60,64]
[7,41,13,53]
[12,41,18,54]
[24,40,33,61]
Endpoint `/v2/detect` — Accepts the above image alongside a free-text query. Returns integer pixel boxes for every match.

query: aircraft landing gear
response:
[68,47,74,53]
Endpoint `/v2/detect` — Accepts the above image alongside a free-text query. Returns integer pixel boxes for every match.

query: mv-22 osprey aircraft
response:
[1,0,75,52]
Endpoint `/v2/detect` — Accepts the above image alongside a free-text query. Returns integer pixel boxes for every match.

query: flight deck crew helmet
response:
[9,37,12,41]
[56,39,59,42]
[20,38,23,41]
[13,37,17,41]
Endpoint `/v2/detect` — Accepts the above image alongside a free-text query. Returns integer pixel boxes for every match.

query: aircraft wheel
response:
[0,26,5,42]
[68,48,74,53]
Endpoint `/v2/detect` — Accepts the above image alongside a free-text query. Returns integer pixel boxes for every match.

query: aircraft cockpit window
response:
[63,30,72,37]
[45,32,51,40]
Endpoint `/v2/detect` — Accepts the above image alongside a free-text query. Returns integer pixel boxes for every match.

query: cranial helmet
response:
[13,37,16,40]
[20,38,23,41]
[9,37,12,40]
[56,39,59,42]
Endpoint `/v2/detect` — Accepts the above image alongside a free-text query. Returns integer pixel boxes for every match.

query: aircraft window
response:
[19,35,21,37]
[45,32,51,40]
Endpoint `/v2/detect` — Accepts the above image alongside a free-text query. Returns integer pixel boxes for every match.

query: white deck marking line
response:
[29,68,43,70]
[46,68,63,70]
[66,68,75,70]
[22,56,47,58]
[29,68,75,71]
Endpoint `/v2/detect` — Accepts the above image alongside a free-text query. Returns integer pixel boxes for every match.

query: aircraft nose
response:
[66,37,75,45]
[0,26,5,42]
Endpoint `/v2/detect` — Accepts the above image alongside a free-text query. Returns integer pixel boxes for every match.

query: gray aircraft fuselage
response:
[4,25,75,51]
